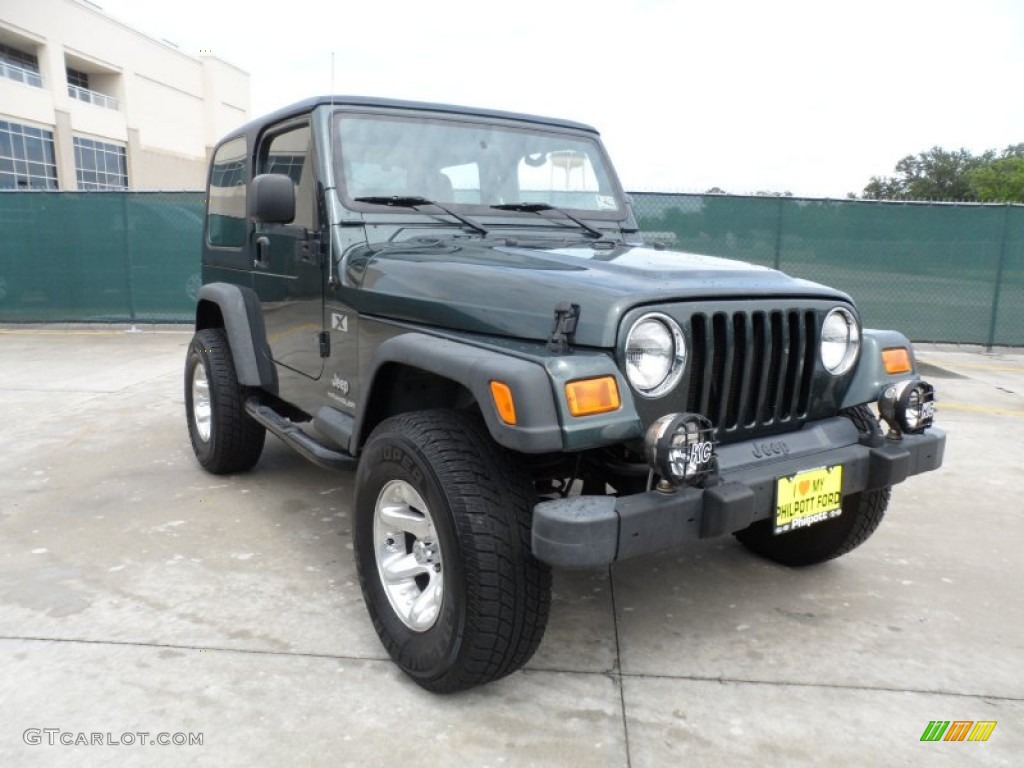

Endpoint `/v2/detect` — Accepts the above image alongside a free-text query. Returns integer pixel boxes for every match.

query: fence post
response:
[122,192,137,324]
[773,196,784,271]
[985,204,1011,352]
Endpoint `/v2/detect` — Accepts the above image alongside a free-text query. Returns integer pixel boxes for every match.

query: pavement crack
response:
[617,670,1024,703]
[0,634,390,664]
[608,566,633,768]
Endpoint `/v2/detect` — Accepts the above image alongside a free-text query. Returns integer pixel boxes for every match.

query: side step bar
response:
[245,399,359,471]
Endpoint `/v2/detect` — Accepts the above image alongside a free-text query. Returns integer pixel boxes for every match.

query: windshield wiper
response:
[490,202,604,239]
[354,195,488,237]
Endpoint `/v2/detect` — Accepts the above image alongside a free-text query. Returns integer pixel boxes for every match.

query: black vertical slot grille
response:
[686,308,817,434]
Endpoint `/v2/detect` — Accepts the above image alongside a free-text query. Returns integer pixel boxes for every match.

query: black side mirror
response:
[248,173,295,224]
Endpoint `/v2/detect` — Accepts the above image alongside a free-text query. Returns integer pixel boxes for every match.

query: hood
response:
[345,239,852,348]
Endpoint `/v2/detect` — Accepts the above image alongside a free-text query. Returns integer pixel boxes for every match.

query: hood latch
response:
[547,302,581,354]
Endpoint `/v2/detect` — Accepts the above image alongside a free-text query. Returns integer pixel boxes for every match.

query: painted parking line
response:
[920,360,1024,373]
[0,329,127,336]
[939,402,1024,417]
[0,329,189,336]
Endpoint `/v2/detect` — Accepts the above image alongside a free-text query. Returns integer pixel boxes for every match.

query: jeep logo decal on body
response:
[752,440,790,459]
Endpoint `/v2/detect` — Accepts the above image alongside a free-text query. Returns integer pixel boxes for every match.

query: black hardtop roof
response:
[227,95,599,146]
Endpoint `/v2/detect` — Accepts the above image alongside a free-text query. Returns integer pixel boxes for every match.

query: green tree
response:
[862,175,907,200]
[863,146,990,201]
[968,144,1024,202]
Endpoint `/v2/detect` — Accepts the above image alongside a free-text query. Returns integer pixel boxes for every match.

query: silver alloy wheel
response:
[191,361,212,442]
[373,479,444,632]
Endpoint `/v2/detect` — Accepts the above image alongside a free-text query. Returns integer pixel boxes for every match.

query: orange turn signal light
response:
[882,347,912,375]
[490,381,517,425]
[565,376,621,417]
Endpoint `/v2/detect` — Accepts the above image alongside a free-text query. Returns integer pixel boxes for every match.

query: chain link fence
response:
[631,193,1023,347]
[0,191,203,323]
[1,191,1021,345]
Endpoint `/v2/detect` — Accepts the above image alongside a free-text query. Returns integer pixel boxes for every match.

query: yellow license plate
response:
[774,465,843,534]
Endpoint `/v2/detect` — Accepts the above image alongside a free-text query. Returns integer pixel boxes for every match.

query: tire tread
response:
[357,409,551,692]
[186,328,265,474]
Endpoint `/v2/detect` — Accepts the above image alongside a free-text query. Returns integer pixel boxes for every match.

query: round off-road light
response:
[821,307,860,376]
[624,314,686,397]
[644,412,716,486]
[878,379,936,435]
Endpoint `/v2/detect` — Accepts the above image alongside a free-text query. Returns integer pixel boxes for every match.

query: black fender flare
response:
[195,283,277,392]
[354,333,564,454]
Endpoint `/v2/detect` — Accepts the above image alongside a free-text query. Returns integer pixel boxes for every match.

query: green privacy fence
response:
[0,191,1021,345]
[631,193,1024,347]
[0,191,204,323]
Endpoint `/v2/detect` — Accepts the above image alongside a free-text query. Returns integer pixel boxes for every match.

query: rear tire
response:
[184,328,266,474]
[353,409,552,693]
[734,405,890,566]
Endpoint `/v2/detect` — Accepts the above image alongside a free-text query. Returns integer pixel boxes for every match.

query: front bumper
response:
[532,417,946,568]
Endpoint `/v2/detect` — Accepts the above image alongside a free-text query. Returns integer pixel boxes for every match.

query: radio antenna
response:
[327,52,338,289]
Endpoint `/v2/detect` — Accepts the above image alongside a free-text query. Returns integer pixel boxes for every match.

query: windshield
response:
[334,112,624,216]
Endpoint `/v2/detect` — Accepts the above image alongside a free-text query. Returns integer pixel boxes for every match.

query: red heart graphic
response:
[798,480,810,496]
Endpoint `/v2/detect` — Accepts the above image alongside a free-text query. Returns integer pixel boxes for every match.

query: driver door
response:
[251,119,324,387]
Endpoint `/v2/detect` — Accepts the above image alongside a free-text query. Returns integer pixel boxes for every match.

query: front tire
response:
[353,409,552,693]
[184,328,266,474]
[734,406,891,566]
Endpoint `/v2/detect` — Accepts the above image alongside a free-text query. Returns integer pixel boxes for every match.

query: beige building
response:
[0,0,249,190]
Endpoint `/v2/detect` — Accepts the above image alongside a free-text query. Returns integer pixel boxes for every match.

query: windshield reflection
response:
[334,114,623,215]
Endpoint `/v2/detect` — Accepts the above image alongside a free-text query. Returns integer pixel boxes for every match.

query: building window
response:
[0,42,42,88]
[67,67,90,89]
[73,137,128,190]
[0,120,58,190]
[65,65,119,110]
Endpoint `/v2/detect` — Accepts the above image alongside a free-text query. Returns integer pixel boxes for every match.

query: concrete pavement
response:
[0,328,1020,766]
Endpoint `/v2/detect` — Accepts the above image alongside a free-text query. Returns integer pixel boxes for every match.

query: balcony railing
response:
[68,83,119,111]
[0,60,43,88]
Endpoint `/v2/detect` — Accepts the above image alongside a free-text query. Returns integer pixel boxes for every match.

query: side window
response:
[207,137,247,248]
[260,123,313,230]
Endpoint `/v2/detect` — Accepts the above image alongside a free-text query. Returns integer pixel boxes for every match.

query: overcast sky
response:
[95,0,1024,198]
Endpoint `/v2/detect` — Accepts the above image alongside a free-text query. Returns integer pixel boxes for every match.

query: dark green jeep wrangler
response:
[185,96,945,692]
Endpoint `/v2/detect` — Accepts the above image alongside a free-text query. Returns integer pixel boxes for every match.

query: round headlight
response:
[878,379,936,435]
[625,314,686,397]
[820,308,860,376]
[644,412,716,486]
